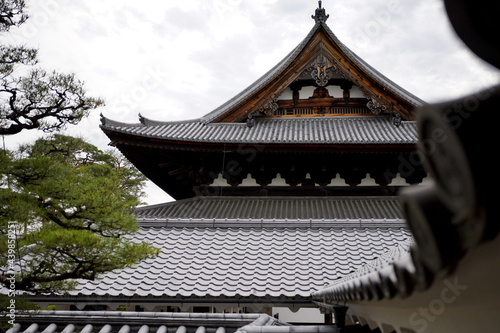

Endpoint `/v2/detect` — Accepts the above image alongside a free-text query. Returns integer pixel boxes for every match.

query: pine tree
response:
[0,0,104,135]
[0,135,159,292]
[0,1,157,295]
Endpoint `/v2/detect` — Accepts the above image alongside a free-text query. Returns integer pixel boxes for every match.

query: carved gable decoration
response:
[302,42,396,116]
[309,51,334,87]
[204,5,424,124]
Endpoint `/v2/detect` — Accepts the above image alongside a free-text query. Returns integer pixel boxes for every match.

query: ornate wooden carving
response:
[312,0,329,24]
[366,97,393,114]
[311,86,331,98]
[309,163,337,187]
[280,164,308,187]
[250,162,278,187]
[211,25,417,123]
[274,98,371,117]
[258,97,279,116]
[310,53,334,87]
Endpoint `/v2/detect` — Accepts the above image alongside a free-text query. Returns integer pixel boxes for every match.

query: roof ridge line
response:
[200,23,322,123]
[136,218,408,228]
[320,23,426,107]
[100,113,203,129]
[100,113,144,128]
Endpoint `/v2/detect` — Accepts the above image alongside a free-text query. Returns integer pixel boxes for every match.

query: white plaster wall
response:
[210,173,429,187]
[350,85,365,98]
[272,307,325,323]
[327,85,343,98]
[277,87,293,100]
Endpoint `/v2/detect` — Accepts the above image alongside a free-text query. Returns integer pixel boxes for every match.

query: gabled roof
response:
[200,13,424,123]
[100,3,424,141]
[98,5,426,198]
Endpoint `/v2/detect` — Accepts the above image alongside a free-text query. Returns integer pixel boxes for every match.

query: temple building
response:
[11,2,500,333]
[28,2,499,333]
[98,3,426,201]
[38,0,424,321]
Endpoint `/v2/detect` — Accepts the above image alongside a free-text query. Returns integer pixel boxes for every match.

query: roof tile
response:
[73,225,411,299]
[135,196,405,223]
[102,116,416,145]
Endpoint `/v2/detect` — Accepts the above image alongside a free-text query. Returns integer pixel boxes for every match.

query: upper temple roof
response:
[101,3,424,133]
[98,4,427,200]
[101,115,417,146]
[199,15,424,124]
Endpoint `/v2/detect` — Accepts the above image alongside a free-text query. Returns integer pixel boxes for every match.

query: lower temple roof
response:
[62,197,411,301]
[71,225,411,299]
[135,196,404,222]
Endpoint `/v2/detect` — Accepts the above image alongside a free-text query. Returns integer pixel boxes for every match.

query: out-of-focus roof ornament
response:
[312,0,329,24]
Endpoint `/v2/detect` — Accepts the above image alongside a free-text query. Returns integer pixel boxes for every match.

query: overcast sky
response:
[3,0,499,205]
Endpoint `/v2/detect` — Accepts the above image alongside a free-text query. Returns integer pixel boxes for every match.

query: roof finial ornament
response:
[312,0,329,24]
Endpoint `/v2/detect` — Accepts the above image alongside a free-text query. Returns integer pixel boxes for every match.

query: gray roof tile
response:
[10,311,315,333]
[101,116,416,145]
[312,238,416,302]
[135,196,405,225]
[72,225,411,299]
[12,197,412,302]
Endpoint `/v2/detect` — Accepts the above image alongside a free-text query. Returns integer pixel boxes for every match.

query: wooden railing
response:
[272,98,372,117]
[274,106,372,116]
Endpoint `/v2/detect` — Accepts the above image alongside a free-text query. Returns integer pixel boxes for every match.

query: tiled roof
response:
[100,17,423,146]
[10,310,330,333]
[310,223,500,333]
[101,116,417,145]
[312,238,418,302]
[200,22,424,123]
[135,196,405,225]
[67,196,411,300]
[72,228,410,299]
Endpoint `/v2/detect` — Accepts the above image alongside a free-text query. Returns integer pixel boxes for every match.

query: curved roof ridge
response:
[200,23,323,124]
[102,19,424,128]
[320,23,426,107]
[200,19,426,124]
[99,113,145,128]
[311,237,416,300]
[100,113,203,130]
[138,113,202,126]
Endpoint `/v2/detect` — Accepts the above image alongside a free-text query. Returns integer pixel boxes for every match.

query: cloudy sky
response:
[3,0,499,205]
